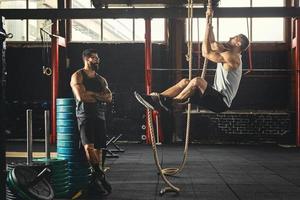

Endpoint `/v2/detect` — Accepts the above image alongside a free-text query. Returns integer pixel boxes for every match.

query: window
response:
[219,18,248,41]
[252,0,284,7]
[103,19,133,42]
[134,18,166,42]
[0,0,57,42]
[252,18,284,41]
[188,0,285,42]
[71,18,165,42]
[72,19,101,41]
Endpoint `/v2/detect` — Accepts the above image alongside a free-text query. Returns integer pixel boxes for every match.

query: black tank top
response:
[75,69,106,119]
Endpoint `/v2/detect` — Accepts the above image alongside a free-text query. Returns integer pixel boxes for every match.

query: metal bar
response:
[155,113,161,145]
[0,16,6,200]
[51,20,59,144]
[26,109,33,165]
[44,110,50,159]
[150,68,292,72]
[91,0,210,4]
[294,19,300,147]
[1,7,300,19]
[145,18,152,144]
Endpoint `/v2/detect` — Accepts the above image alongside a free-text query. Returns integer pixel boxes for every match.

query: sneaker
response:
[134,91,160,110]
[134,91,174,112]
[91,167,112,196]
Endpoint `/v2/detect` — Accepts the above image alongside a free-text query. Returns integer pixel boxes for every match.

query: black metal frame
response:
[1,7,300,19]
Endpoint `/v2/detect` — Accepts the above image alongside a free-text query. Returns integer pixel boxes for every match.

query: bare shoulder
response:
[71,69,83,84]
[220,51,241,69]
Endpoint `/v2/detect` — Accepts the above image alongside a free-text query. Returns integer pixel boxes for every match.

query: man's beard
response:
[90,63,99,71]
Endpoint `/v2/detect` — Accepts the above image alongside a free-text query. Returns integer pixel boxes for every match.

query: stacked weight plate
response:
[33,158,70,198]
[6,164,18,200]
[56,98,92,196]
[6,164,54,200]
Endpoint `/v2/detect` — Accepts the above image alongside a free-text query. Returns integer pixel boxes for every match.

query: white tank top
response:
[212,56,242,107]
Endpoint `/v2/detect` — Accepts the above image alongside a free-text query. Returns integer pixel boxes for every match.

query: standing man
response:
[70,49,112,194]
[134,8,249,113]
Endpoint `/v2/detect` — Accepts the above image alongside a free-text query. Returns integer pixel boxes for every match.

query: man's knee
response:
[178,78,190,88]
[191,77,207,89]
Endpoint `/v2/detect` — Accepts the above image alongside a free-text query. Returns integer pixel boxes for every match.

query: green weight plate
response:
[11,166,54,200]
[51,173,70,182]
[53,186,70,195]
[56,126,77,133]
[57,141,78,148]
[57,155,85,163]
[56,98,75,106]
[57,120,76,127]
[56,113,74,120]
[57,147,81,155]
[51,167,69,175]
[33,158,68,166]
[51,170,70,182]
[7,171,32,200]
[52,180,71,188]
[56,106,75,113]
[57,133,79,141]
[54,190,70,198]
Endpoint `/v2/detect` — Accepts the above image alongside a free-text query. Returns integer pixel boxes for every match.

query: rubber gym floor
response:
[5,142,300,200]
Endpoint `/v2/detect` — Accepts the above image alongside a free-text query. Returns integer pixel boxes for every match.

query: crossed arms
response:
[70,71,112,103]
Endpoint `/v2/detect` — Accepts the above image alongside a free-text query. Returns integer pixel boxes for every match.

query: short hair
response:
[82,49,98,59]
[239,34,250,51]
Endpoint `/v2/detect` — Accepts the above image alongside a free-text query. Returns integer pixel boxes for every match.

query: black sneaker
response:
[91,167,112,196]
[134,91,173,112]
[134,91,160,110]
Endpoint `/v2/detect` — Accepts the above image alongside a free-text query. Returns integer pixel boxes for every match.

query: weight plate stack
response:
[6,163,18,200]
[33,158,70,198]
[56,98,92,196]
[6,165,54,200]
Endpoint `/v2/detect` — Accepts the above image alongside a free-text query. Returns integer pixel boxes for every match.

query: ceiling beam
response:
[1,7,300,19]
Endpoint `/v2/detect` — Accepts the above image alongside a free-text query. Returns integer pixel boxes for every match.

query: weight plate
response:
[51,170,69,180]
[54,190,70,198]
[57,155,85,162]
[56,106,75,113]
[57,141,79,148]
[53,186,70,195]
[11,166,54,200]
[57,120,76,127]
[52,180,71,188]
[56,98,75,106]
[56,126,77,133]
[33,158,68,166]
[57,147,81,155]
[7,171,32,200]
[57,134,79,141]
[56,113,74,120]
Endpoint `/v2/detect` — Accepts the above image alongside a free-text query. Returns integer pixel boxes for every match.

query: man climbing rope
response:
[135,8,249,113]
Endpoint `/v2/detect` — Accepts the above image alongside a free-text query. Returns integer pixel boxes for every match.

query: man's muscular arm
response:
[70,72,97,102]
[202,9,239,71]
[93,76,112,103]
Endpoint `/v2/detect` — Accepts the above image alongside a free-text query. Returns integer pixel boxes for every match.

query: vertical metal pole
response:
[45,110,50,159]
[295,19,300,147]
[155,114,161,145]
[0,16,6,200]
[145,18,152,144]
[51,20,59,144]
[26,109,33,165]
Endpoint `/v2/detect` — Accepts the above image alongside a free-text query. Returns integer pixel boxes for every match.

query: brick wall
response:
[182,110,293,144]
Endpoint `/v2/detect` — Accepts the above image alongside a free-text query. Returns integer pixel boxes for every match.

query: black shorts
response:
[77,117,107,149]
[190,85,229,113]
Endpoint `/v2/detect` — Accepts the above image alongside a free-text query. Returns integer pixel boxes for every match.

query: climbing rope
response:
[147,0,213,195]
